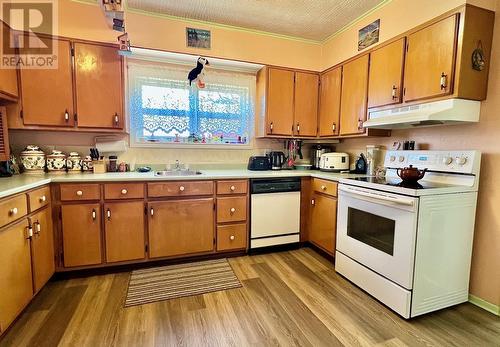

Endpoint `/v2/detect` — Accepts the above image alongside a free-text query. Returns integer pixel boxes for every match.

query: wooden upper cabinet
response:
[0,22,18,101]
[0,107,10,161]
[293,72,319,137]
[61,203,102,267]
[340,55,369,136]
[404,15,458,102]
[20,37,74,127]
[74,42,123,129]
[30,207,55,292]
[368,38,406,108]
[264,67,295,136]
[318,67,342,137]
[104,201,145,263]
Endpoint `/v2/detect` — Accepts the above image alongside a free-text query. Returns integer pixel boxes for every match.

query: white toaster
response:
[319,152,350,172]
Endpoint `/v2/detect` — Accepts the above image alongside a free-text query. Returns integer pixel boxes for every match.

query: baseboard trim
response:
[468,294,500,316]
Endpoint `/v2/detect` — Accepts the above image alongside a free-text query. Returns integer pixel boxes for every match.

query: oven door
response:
[337,184,419,289]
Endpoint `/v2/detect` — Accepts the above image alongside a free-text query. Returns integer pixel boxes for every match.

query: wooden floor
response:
[1,248,499,346]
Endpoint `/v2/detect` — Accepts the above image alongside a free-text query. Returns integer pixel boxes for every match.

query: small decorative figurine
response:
[188,57,209,88]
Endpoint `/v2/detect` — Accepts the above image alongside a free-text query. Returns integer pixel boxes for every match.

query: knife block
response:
[92,160,106,174]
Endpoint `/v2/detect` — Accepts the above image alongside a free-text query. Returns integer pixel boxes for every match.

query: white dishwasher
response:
[250,178,301,249]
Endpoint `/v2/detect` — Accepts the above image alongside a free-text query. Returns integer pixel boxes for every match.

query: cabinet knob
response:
[179,186,185,192]
[296,123,300,133]
[92,208,97,221]
[332,123,336,132]
[9,207,18,216]
[269,122,274,133]
[114,113,119,125]
[357,119,364,131]
[150,207,154,216]
[76,190,83,196]
[230,235,235,241]
[230,185,236,191]
[321,185,327,191]
[64,110,69,122]
[392,85,398,100]
[107,209,111,220]
[121,189,128,195]
[230,207,236,213]
[440,72,448,90]
[39,195,46,202]
[311,199,315,206]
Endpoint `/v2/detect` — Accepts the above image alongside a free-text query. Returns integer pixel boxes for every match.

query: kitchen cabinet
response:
[30,207,55,292]
[318,67,342,137]
[404,15,458,102]
[0,107,10,161]
[309,184,338,256]
[61,203,102,267]
[368,38,406,108]
[148,198,214,258]
[0,219,33,332]
[0,22,18,102]
[74,42,124,129]
[340,55,369,136]
[0,193,27,228]
[217,224,247,251]
[104,201,145,263]
[293,72,319,137]
[20,37,74,127]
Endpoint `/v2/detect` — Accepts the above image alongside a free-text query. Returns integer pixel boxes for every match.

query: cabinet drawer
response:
[217,196,247,223]
[28,186,51,212]
[312,178,338,197]
[0,194,28,228]
[60,184,101,201]
[148,181,214,197]
[104,183,144,200]
[217,224,247,251]
[217,180,248,195]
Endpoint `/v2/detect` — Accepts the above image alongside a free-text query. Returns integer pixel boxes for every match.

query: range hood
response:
[363,99,481,129]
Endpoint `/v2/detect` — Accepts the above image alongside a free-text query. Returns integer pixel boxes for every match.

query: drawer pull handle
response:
[76,190,83,196]
[92,209,97,221]
[107,209,111,220]
[230,207,236,214]
[179,186,185,192]
[114,113,119,125]
[150,207,154,216]
[440,72,448,90]
[230,235,235,241]
[321,185,327,191]
[311,199,315,206]
[230,185,236,191]
[64,110,70,122]
[121,189,128,195]
[9,207,18,216]
[332,123,336,132]
[39,195,47,202]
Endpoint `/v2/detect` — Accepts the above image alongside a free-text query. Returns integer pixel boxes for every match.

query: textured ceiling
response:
[127,0,385,41]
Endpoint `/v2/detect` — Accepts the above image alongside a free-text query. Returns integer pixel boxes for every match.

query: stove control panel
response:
[384,150,480,174]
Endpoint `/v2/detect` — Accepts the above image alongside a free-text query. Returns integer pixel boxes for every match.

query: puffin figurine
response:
[188,57,209,88]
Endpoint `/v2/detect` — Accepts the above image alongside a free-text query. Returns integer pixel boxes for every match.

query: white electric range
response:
[335,150,481,319]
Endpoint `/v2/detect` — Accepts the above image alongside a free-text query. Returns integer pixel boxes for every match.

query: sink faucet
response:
[174,160,181,170]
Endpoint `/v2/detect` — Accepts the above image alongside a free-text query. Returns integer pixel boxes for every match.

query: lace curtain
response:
[127,60,255,146]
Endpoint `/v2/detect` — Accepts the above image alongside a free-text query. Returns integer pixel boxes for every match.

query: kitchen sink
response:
[154,170,202,176]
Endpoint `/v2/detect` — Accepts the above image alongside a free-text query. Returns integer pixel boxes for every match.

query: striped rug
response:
[124,258,242,307]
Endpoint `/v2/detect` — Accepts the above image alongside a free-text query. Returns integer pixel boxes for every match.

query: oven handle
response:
[339,185,415,207]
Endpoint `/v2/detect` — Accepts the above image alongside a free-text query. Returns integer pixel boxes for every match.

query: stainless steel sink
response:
[154,170,202,177]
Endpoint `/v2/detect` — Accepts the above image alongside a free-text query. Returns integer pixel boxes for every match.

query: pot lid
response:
[21,145,44,155]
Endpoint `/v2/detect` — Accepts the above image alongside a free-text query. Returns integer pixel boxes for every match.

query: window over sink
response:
[127,60,255,147]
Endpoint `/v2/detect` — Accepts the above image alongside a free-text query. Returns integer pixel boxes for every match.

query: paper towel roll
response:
[95,139,127,153]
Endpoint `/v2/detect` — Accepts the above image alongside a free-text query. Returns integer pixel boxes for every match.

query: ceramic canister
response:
[20,145,46,174]
[46,150,67,173]
[82,155,93,172]
[67,152,82,173]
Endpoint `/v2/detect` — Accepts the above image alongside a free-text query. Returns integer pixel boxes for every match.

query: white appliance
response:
[319,152,349,172]
[250,178,301,249]
[336,150,481,318]
[363,99,481,129]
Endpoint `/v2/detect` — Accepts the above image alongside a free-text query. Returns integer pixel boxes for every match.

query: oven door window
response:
[347,207,395,255]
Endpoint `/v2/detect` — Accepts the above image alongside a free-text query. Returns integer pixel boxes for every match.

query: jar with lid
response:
[108,155,118,172]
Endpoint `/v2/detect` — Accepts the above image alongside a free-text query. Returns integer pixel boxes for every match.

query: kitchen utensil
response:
[20,145,46,174]
[247,156,271,171]
[397,165,428,182]
[319,153,349,172]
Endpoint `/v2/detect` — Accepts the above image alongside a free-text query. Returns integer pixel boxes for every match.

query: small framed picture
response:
[186,28,211,49]
[358,19,380,51]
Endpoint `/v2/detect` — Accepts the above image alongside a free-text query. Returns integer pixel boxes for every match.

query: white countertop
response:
[0,170,367,199]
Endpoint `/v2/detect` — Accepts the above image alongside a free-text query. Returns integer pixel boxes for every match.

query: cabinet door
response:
[20,37,74,126]
[104,201,145,263]
[30,207,55,292]
[0,24,18,99]
[0,107,10,161]
[294,72,319,137]
[74,42,123,129]
[368,38,406,108]
[267,68,294,136]
[340,55,369,136]
[404,15,458,102]
[309,193,337,254]
[148,198,214,258]
[61,204,102,267]
[0,220,33,332]
[318,67,342,137]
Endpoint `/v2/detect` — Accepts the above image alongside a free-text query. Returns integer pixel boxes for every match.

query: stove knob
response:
[442,156,453,165]
[398,156,405,162]
[455,156,467,166]
[389,155,396,162]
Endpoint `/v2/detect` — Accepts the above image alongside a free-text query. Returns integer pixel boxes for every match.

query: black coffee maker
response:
[268,151,285,170]
[0,160,12,177]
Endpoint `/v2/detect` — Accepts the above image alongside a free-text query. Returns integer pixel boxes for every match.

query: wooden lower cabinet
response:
[309,192,338,255]
[217,224,247,251]
[104,201,145,263]
[148,198,214,258]
[61,203,102,267]
[30,207,55,292]
[0,219,33,332]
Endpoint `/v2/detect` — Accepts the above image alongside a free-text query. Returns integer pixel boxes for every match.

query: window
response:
[128,60,255,147]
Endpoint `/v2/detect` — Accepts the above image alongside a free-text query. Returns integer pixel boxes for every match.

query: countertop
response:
[0,170,367,199]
